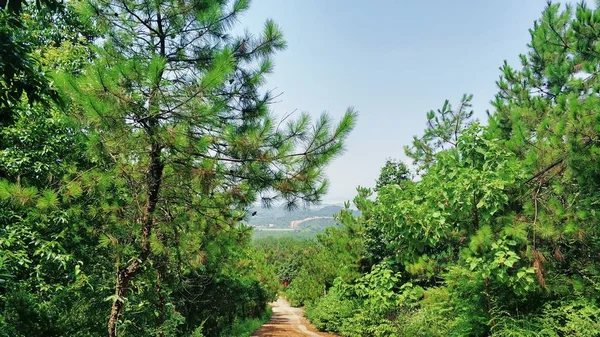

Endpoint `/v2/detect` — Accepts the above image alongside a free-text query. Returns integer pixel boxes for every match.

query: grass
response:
[219,307,273,337]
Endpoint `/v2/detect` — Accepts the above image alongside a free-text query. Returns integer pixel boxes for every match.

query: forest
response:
[2,0,600,336]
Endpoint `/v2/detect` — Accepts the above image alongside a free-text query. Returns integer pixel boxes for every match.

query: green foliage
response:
[219,308,272,337]
[306,279,358,333]
[375,158,411,190]
[285,224,364,306]
[353,262,403,312]
[393,287,453,337]
[534,299,600,337]
[286,268,326,307]
[465,237,537,296]
[405,93,474,171]
[0,9,58,125]
[252,236,316,286]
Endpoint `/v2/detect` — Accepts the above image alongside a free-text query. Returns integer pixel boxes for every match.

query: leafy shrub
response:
[534,299,600,337]
[285,268,325,307]
[175,275,273,337]
[306,279,358,332]
[219,308,272,337]
[394,287,454,337]
[339,308,398,337]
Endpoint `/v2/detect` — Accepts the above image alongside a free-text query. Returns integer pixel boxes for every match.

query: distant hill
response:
[244,203,359,237]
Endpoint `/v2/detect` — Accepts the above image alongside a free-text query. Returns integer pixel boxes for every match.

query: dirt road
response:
[251,298,340,337]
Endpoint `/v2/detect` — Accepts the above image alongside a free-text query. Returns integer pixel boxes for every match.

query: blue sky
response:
[237,0,552,204]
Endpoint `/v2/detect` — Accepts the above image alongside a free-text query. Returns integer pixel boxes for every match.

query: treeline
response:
[0,0,355,336]
[261,3,600,336]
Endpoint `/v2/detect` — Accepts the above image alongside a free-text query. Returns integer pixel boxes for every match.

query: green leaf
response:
[476,199,485,209]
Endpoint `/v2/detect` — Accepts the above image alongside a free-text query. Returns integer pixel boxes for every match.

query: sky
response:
[235,0,552,204]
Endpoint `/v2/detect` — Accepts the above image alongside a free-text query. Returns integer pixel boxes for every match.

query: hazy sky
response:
[236,0,551,204]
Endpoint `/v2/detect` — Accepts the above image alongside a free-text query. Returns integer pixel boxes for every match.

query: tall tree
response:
[58,0,356,335]
[488,0,600,310]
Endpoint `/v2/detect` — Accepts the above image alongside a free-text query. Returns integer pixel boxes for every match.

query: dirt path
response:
[251,298,340,337]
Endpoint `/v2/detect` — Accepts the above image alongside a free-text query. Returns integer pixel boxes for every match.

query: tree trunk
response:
[108,141,164,337]
[484,278,496,330]
[154,230,167,337]
[108,260,140,337]
[155,260,167,337]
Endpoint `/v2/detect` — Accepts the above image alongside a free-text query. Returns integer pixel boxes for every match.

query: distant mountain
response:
[244,203,359,231]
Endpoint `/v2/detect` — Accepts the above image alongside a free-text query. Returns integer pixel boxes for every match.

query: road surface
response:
[251,298,340,337]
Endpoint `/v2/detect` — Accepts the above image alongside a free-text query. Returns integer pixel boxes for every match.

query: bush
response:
[176,275,273,337]
[285,269,325,307]
[393,287,454,337]
[219,308,272,337]
[339,308,399,337]
[533,299,600,337]
[306,279,357,332]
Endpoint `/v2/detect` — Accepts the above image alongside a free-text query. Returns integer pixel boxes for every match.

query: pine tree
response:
[490,1,600,288]
[57,0,356,335]
[405,94,474,171]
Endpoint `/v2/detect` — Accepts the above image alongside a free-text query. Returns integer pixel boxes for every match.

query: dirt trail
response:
[251,298,340,337]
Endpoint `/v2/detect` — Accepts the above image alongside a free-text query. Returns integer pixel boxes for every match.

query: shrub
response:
[306,279,357,332]
[285,269,325,307]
